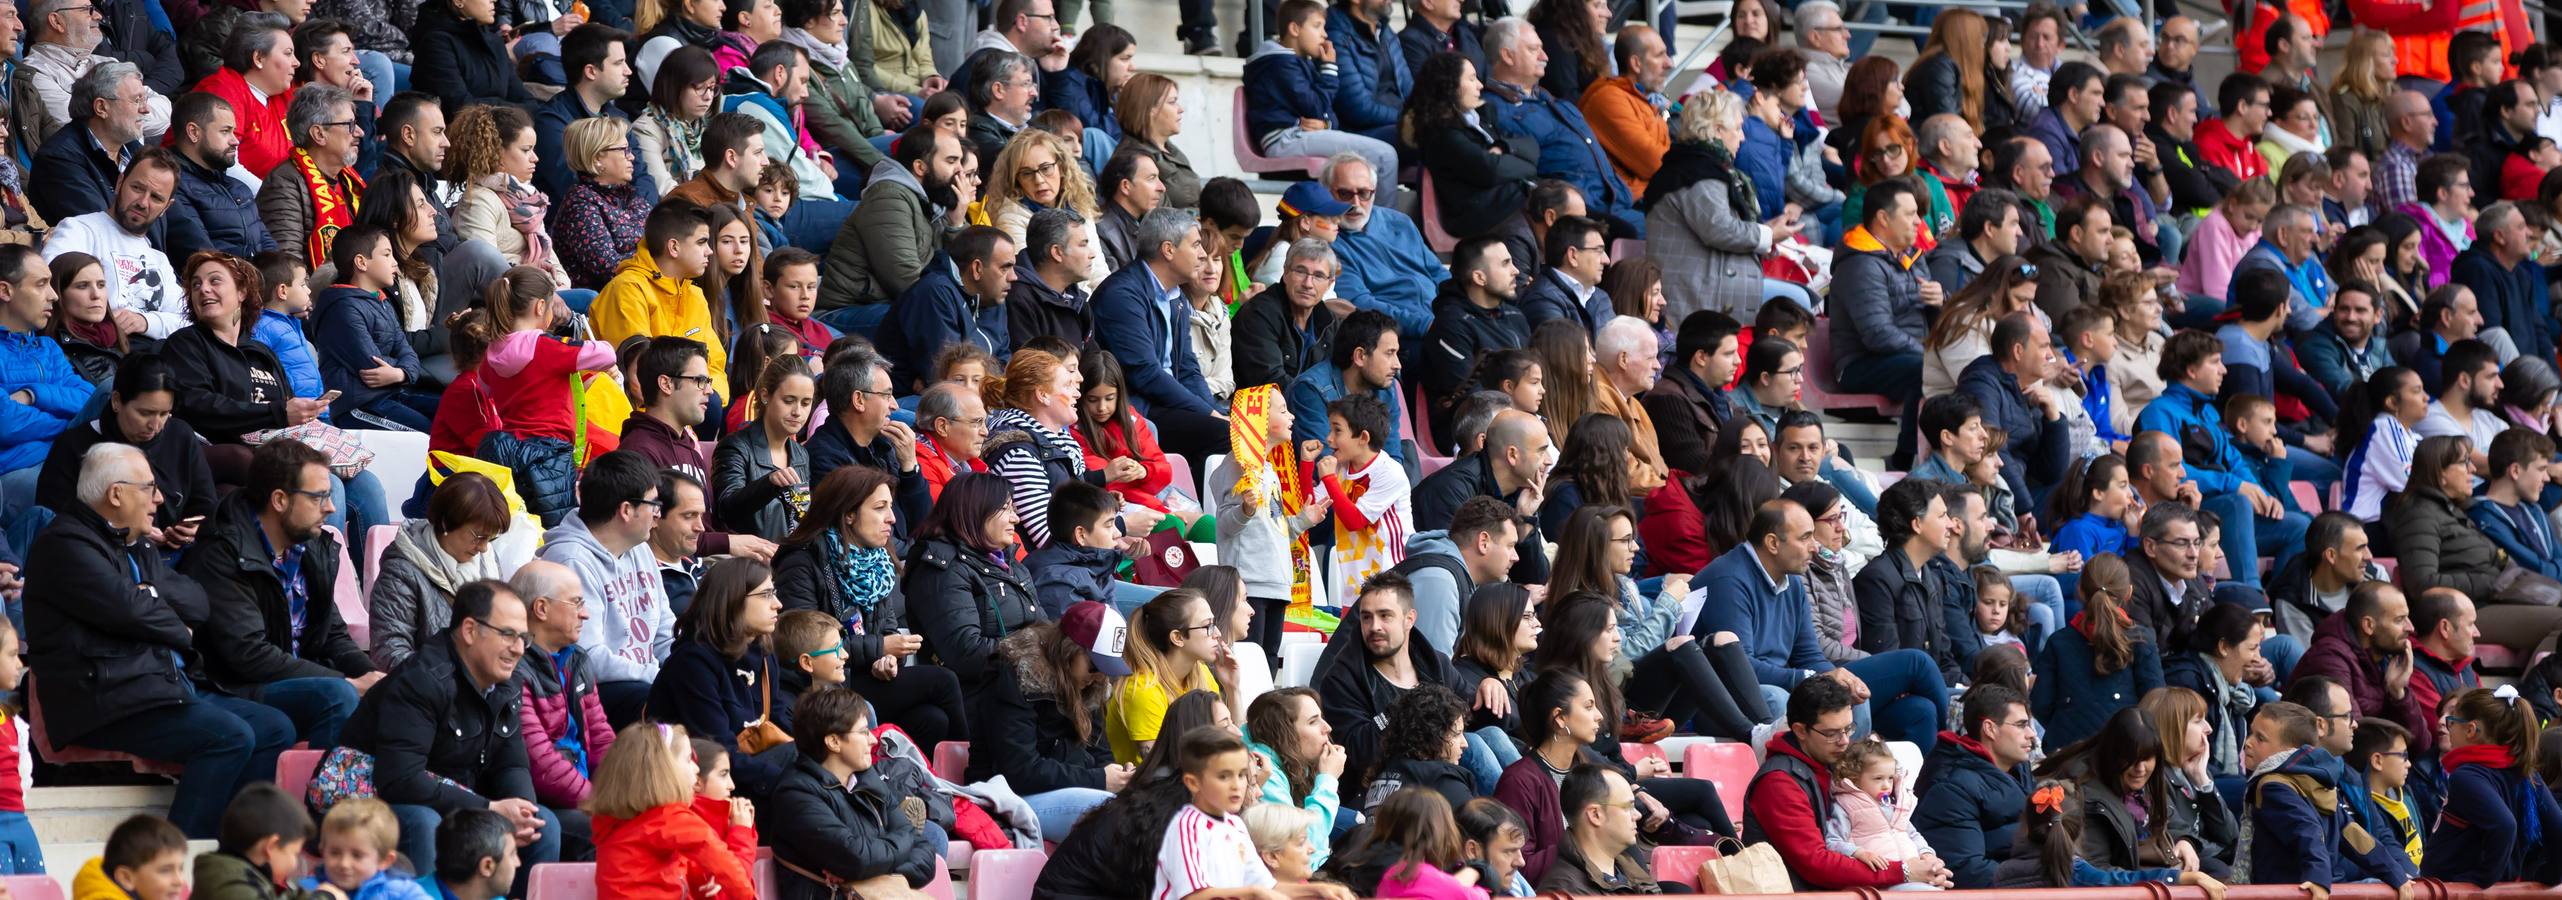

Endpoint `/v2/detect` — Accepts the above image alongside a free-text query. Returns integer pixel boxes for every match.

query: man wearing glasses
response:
[538,450,677,728]
[254,82,368,268]
[1913,684,2038,888]
[1743,674,1956,890]
[20,0,172,147]
[511,559,608,861]
[1322,153,1442,337]
[2292,581,2436,758]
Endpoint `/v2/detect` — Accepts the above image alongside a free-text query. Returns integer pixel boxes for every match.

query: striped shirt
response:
[1153,805,1274,900]
[2344,414,2418,521]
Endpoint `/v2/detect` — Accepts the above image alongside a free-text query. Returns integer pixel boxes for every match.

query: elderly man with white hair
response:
[1592,314,1671,491]
[1482,17,1643,236]
[1324,152,1447,337]
[1794,0,1855,122]
[510,557,613,843]
[14,0,171,146]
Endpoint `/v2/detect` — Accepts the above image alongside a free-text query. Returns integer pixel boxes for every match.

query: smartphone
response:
[317,390,343,404]
[180,515,206,524]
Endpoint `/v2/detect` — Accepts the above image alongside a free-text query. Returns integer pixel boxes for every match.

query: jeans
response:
[2261,632,2306,683]
[2010,573,2065,652]
[1259,127,1397,179]
[1820,457,1879,517]
[330,469,388,553]
[844,663,970,754]
[819,305,890,340]
[356,51,397,112]
[781,198,857,253]
[0,812,43,874]
[1842,649,1949,755]
[84,693,295,837]
[348,390,444,432]
[0,465,44,559]
[2201,491,2309,588]
[1023,787,1115,840]
[395,802,561,892]
[257,675,362,748]
[1837,350,1924,467]
[1468,726,1520,795]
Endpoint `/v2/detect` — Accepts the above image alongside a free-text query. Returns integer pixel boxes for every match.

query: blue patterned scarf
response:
[824,528,897,634]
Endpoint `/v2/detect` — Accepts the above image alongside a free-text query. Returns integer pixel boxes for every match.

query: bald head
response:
[512,559,587,650]
[2388,89,2436,145]
[1483,408,1553,493]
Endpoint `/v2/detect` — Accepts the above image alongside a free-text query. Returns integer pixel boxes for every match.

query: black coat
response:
[166,151,280,263]
[37,413,218,533]
[99,0,185,95]
[1002,262,1095,353]
[1363,756,1475,814]
[1230,286,1339,394]
[23,503,211,745]
[966,629,1113,796]
[1851,548,1978,687]
[410,1,533,115]
[1639,365,1729,475]
[900,537,1040,691]
[1419,284,1531,451]
[161,325,293,443]
[2126,554,2213,653]
[1309,618,1466,798]
[1412,453,1548,583]
[647,641,786,797]
[178,491,374,695]
[762,753,938,900]
[1419,115,1540,240]
[772,539,908,671]
[1912,733,2031,888]
[29,123,139,225]
[340,630,536,813]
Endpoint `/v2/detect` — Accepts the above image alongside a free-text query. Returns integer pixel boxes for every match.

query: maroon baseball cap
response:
[1060,601,1132,677]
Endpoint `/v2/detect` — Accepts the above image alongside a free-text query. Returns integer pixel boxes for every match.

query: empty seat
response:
[275,747,326,808]
[524,862,595,900]
[1682,742,1757,822]
[1165,454,1196,506]
[1619,742,1668,771]
[1650,843,1722,888]
[932,742,972,783]
[361,523,399,600]
[1800,320,1901,417]
[1277,641,1325,688]
[925,855,956,900]
[968,849,1050,900]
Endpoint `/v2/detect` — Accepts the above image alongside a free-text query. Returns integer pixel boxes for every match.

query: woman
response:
[1451,583,1538,746]
[1052,25,1134,147]
[33,355,218,553]
[639,0,756,69]
[633,47,722,192]
[2278,153,2332,215]
[412,0,531,111]
[1406,53,1538,242]
[1538,414,1640,539]
[2393,435,2506,600]
[987,129,1108,290]
[449,104,572,291]
[2033,553,2165,750]
[764,688,941,900]
[45,252,123,384]
[2330,30,2397,160]
[649,556,791,798]
[1107,588,1230,764]
[2177,178,2276,304]
[1922,253,2043,396]
[1843,118,1952,244]
[1114,74,1200,209]
[772,465,970,753]
[2159,602,2262,779]
[2338,366,2428,524]
[354,170,462,379]
[2425,685,2562,884]
[1357,686,1477,817]
[971,617,1126,842]
[1788,480,1867,666]
[1703,0,1776,82]
[556,118,660,291]
[713,355,815,541]
[2104,272,2168,435]
[1529,320,1594,444]
[2141,686,2240,874]
[1546,512,1770,747]
[2376,213,2432,328]
[368,471,512,671]
[2259,85,2328,173]
[776,0,886,181]
[987,349,1144,551]
[1525,0,1606,101]
[1601,257,1672,365]
[1646,89,1800,320]
[1492,662,1715,886]
[2039,707,2192,875]
[1243,688,1347,867]
[855,0,935,100]
[900,472,1041,695]
[2500,356,2562,434]
[699,204,767,350]
[1905,9,2019,137]
[1695,450,1782,560]
[1827,57,1906,164]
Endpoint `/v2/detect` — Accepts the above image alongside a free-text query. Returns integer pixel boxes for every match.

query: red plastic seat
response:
[1419,171,1459,254]
[329,526,367,650]
[524,862,595,900]
[1800,319,1902,417]
[1229,87,1328,178]
[1,875,65,900]
[2289,481,2323,515]
[1651,843,1722,888]
[1682,742,1757,822]
[1619,742,1668,770]
[24,675,183,776]
[931,741,971,782]
[275,748,326,808]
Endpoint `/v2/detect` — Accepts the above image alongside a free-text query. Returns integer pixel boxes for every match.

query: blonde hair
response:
[1676,89,1743,145]
[986,130,1098,221]
[1244,803,1316,854]
[443,104,534,183]
[584,723,698,819]
[2338,29,2396,101]
[1833,739,1899,783]
[320,798,399,857]
[563,117,632,178]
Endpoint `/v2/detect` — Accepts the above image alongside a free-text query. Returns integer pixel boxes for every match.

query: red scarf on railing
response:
[289,149,363,265]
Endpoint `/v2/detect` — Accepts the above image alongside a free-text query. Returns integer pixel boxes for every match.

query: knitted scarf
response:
[290,148,364,265]
[1230,385,1316,619]
[822,527,897,634]
[645,107,705,183]
[62,313,122,351]
[1643,138,1756,222]
[489,175,558,275]
[776,26,850,73]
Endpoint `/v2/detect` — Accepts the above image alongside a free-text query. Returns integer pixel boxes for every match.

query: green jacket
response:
[804,51,889,172]
[820,157,947,309]
[193,852,320,900]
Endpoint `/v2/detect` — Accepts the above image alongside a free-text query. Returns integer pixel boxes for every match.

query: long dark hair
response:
[1068,23,1135,86]
[2336,366,2420,459]
[1094,691,1226,880]
[1401,52,1482,147]
[2077,553,2138,675]
[2040,707,2176,862]
[1075,349,1140,451]
[677,557,777,658]
[2020,778,2086,886]
[1528,591,1622,728]
[700,203,768,348]
[911,471,1014,552]
[2045,454,2127,525]
[1246,687,1324,804]
[1524,0,1605,88]
[1454,583,1535,675]
[355,168,436,289]
[1003,622,1105,744]
[1546,506,1633,603]
[1701,458,1785,557]
[1546,414,1635,509]
[43,250,124,353]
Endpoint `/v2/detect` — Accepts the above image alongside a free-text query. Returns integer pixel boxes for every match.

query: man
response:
[533,24,652,201]
[1309,571,1470,796]
[2286,674,2362,758]
[41,147,184,342]
[2127,428,2206,512]
[2325,144,2376,231]
[1539,765,1661,894]
[1005,207,1096,350]
[2291,581,2435,754]
[615,337,773,561]
[1092,207,1228,460]
[418,810,522,900]
[2126,499,2216,653]
[1497,179,1584,293]
[2468,80,2539,202]
[0,246,86,526]
[1912,684,2036,888]
[962,50,1036,183]
[1643,309,1741,474]
[2451,201,2552,359]
[2026,196,2113,323]
[340,580,560,880]
[2398,285,2491,395]
[647,472,707,614]
[1288,309,1407,463]
[1830,178,1937,464]
[1851,479,1973,686]
[1092,149,1165,273]
[2197,73,2274,184]
[2374,90,2437,213]
[2230,203,2331,333]
[2052,124,2161,262]
[915,382,990,498]
[2010,5,2066,118]
[2301,283,2395,397]
[2027,62,2104,179]
[1235,235,1346,394]
[193,12,296,179]
[1413,408,1552,582]
[1520,214,1613,335]
[2269,511,2388,646]
[1742,673,1955,890]
[2408,586,2481,734]
[15,0,168,148]
[1580,25,1671,198]
[254,83,364,267]
[1396,0,1483,82]
[2262,15,2326,127]
[1957,315,2073,515]
[1915,114,1984,222]
[1397,495,1518,653]
[2090,17,2150,76]
[29,59,153,224]
[1772,410,1883,566]
[1923,188,2024,293]
[509,558,611,845]
[1482,18,1639,236]
[819,123,967,331]
[2149,80,2229,217]
[1592,314,1667,479]
[807,347,931,529]
[163,92,278,262]
[1793,0,1852,122]
[665,111,771,230]
[369,91,460,218]
[1327,0,1409,147]
[2134,331,2310,588]
[952,0,1066,103]
[881,225,1015,392]
[182,438,377,750]
[536,450,673,727]
[2148,16,2211,115]
[1326,153,1445,336]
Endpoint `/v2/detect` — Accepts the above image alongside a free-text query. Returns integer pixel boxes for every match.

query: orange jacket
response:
[1579,75,1672,199]
[592,800,760,900]
[2347,0,2519,83]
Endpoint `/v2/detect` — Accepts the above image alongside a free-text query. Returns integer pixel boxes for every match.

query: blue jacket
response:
[2048,512,2132,601]
[1326,7,1410,142]
[1912,731,2032,888]
[1092,260,1215,416]
[1696,542,1830,689]
[1484,79,1643,236]
[2449,244,2554,360]
[2217,324,2340,426]
[2423,756,2562,885]
[532,89,656,207]
[1956,354,2072,517]
[1285,359,1409,465]
[0,328,93,472]
[2470,498,2562,581]
[310,284,428,421]
[2132,382,2262,497]
[1243,41,1337,146]
[1332,207,1445,336]
[2230,241,2332,333]
[2296,319,2395,398]
[876,254,1007,393]
[30,122,141,224]
[1024,540,1119,620]
[165,151,278,263]
[1040,66,1121,143]
[2030,621,2163,750]
[2249,747,2414,890]
[1519,268,1613,335]
[249,308,327,406]
[1736,116,1791,221]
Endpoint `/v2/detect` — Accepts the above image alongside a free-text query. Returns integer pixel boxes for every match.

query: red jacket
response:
[1746,733,1906,889]
[917,433,987,500]
[1075,415,1173,512]
[2194,119,2270,185]
[427,368,500,457]
[191,67,292,179]
[592,801,759,900]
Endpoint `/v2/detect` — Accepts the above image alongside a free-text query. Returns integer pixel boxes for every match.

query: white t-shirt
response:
[1153,806,1274,900]
[2415,400,2506,452]
[42,212,186,339]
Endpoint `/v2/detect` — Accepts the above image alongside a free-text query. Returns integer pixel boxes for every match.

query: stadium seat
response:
[755,850,777,899]
[1681,742,1756,822]
[1619,742,1668,771]
[1278,640,1324,688]
[1610,239,1646,261]
[525,862,595,900]
[1418,171,1458,254]
[2289,481,2322,515]
[933,742,972,782]
[275,747,326,808]
[361,523,399,600]
[1228,640,1275,710]
[329,525,367,649]
[1650,843,1721,888]
[1888,741,1923,795]
[1202,454,1229,504]
[2376,557,2399,581]
[1,875,64,900]
[1165,454,1196,506]
[925,855,956,900]
[348,429,430,518]
[968,848,1050,900]
[1798,321,1901,417]
[25,674,183,776]
[1229,87,1328,178]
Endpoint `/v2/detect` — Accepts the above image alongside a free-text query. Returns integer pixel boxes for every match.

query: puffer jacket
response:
[1483,78,1639,234]
[2392,487,2505,601]
[593,802,759,900]
[1913,730,2030,888]
[1957,353,2074,517]
[592,247,731,401]
[1829,225,1930,380]
[2031,619,2164,751]
[1325,7,1409,141]
[761,753,938,900]
[369,518,482,671]
[966,627,1114,795]
[820,157,944,310]
[517,641,617,808]
[247,309,325,412]
[410,0,532,114]
[901,536,1040,692]
[23,502,212,746]
[798,42,887,170]
[166,149,280,263]
[313,0,415,63]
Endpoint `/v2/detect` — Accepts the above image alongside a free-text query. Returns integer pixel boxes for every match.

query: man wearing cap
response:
[967,599,1138,842]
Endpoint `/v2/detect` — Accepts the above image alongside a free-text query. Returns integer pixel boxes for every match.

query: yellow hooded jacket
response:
[74,857,129,900]
[591,247,730,401]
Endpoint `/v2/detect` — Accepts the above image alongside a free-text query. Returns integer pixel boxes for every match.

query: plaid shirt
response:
[2375,141,2425,214]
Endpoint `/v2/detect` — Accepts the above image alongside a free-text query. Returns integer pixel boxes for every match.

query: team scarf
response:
[1230,385,1320,623]
[290,149,363,265]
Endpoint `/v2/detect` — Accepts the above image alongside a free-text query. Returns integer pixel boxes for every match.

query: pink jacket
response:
[2176,207,2259,300]
[1378,862,1491,900]
[2398,202,2473,289]
[1831,785,1921,861]
[518,643,620,808]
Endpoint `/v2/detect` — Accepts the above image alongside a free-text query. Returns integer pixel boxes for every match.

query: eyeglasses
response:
[1608,534,1637,545]
[806,642,845,658]
[286,487,333,503]
[629,496,668,512]
[675,373,715,388]
[1016,159,1060,180]
[855,388,896,399]
[112,479,160,496]
[1331,187,1378,202]
[315,120,359,132]
[1285,267,1335,282]
[1577,243,1609,255]
[1775,365,1804,377]
[748,587,780,601]
[2001,718,2034,730]
[2152,537,2206,550]
[470,617,530,647]
[1805,724,1854,742]
[1816,511,1850,526]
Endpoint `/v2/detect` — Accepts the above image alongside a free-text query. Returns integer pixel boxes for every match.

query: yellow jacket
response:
[592,247,731,401]
[74,857,126,900]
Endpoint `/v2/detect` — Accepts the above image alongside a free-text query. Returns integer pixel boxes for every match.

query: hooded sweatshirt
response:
[1242,39,1338,147]
[311,283,428,421]
[540,513,674,684]
[591,247,731,401]
[591,801,759,900]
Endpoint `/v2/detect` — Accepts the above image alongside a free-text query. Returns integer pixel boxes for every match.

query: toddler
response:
[1826,740,1929,870]
[303,799,431,900]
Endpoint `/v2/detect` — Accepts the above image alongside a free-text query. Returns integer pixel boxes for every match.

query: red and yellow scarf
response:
[290,149,363,265]
[1231,385,1321,624]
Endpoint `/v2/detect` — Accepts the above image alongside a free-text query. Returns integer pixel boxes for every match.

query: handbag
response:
[1127,528,1201,587]
[1695,842,1792,894]
[2494,564,2562,607]
[737,657,793,755]
[243,421,377,480]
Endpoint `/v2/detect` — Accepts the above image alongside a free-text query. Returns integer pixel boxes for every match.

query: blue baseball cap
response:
[1278,181,1353,218]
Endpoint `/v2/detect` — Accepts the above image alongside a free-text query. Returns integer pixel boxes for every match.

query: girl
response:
[724,323,806,434]
[1451,584,1539,745]
[2425,685,2562,885]
[1466,349,1545,421]
[1332,789,1490,900]
[2102,272,2170,435]
[1360,685,1476,816]
[1455,798,1534,897]
[1243,688,1346,867]
[45,251,122,384]
[1529,321,1595,451]
[585,723,758,900]
[1827,739,1928,869]
[1546,506,1768,744]
[974,618,1126,840]
[648,558,790,798]
[465,266,616,524]
[2340,366,2428,523]
[700,204,767,353]
[2141,687,2240,874]
[1972,565,2027,656]
[353,171,457,379]
[685,737,759,854]
[2046,454,2138,600]
[1248,804,1321,885]
[2042,707,2192,876]
[1996,779,2229,894]
[712,355,816,541]
[2033,554,2162,750]
[1210,384,1330,654]
[633,47,720,189]
[1108,589,1232,764]
[1075,349,1209,537]
[1538,414,1640,540]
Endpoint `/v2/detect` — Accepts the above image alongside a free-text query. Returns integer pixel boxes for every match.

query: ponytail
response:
[483,266,556,333]
[2079,553,2137,675]
[2335,367,2418,462]
[2024,780,2081,887]
[2449,685,2541,775]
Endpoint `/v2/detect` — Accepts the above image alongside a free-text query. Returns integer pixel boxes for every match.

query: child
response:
[464,265,618,524]
[773,609,848,733]
[1246,803,1319,884]
[1153,726,1278,900]
[303,799,431,900]
[2225,395,2300,516]
[414,809,519,900]
[0,617,29,876]
[593,201,729,409]
[247,250,327,422]
[763,248,836,360]
[2047,454,2138,601]
[2349,718,2423,869]
[585,723,758,900]
[1826,740,1929,869]
[1026,481,1130,620]
[752,165,796,253]
[2239,701,2412,890]
[1336,788,1490,900]
[75,815,190,900]
[1213,385,1332,651]
[723,324,805,434]
[2059,305,2130,457]
[1323,394,1414,606]
[1073,349,1196,530]
[1999,779,2229,892]
[2423,685,2561,885]
[685,737,760,858]
[314,223,438,431]
[1455,798,1535,897]
[1240,0,1398,179]
[195,783,317,900]
[1972,565,2027,656]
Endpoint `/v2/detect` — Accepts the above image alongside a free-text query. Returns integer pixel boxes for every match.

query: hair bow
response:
[2495,684,2522,701]
[2031,784,2066,814]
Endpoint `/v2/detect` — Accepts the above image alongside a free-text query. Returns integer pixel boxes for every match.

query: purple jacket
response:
[2395,203,2471,290]
[517,643,618,808]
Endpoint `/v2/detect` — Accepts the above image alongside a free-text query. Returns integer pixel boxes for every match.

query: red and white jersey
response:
[1153,805,1274,900]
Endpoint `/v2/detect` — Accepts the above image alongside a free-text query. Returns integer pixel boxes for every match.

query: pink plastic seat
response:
[1799,319,1901,417]
[2,875,65,900]
[1229,87,1328,178]
[25,674,183,776]
[1418,171,1458,254]
[968,849,1051,900]
[329,526,367,649]
[931,741,971,782]
[1164,454,1196,505]
[1619,742,1667,770]
[275,748,326,807]
[1682,742,1758,822]
[361,523,399,600]
[2289,481,2323,515]
[924,856,956,900]
[524,862,595,900]
[1651,843,1722,888]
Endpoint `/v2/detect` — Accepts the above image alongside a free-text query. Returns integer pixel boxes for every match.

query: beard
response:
[926,180,962,211]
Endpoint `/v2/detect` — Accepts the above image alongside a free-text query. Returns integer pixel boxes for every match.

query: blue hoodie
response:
[310,284,428,421]
[2247,746,2414,890]
[248,307,328,419]
[1024,539,1121,620]
[1242,39,1338,147]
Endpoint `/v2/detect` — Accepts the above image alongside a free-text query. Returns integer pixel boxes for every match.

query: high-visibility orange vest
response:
[2235,0,2332,73]
[2349,0,2523,83]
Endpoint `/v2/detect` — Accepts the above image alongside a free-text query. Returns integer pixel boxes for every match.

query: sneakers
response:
[1621,710,1675,744]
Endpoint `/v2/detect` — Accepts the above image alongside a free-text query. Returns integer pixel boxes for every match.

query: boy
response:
[2350,717,2424,869]
[773,608,847,733]
[414,809,520,900]
[1240,0,1398,180]
[594,201,729,408]
[763,248,837,359]
[313,223,437,431]
[1212,385,1333,651]
[2058,304,2129,456]
[247,250,328,423]
[2472,429,2559,580]
[1323,394,1413,606]
[75,815,190,900]
[2239,700,2414,891]
[306,799,432,900]
[1154,728,1276,900]
[2226,395,2302,516]
[752,166,796,253]
[1026,481,1129,620]
[195,782,319,900]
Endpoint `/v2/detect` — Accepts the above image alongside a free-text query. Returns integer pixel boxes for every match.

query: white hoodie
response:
[540,514,673,684]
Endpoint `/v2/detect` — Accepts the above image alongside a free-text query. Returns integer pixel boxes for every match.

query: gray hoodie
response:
[539,515,673,684]
[1211,454,1318,603]
[1400,531,1468,655]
